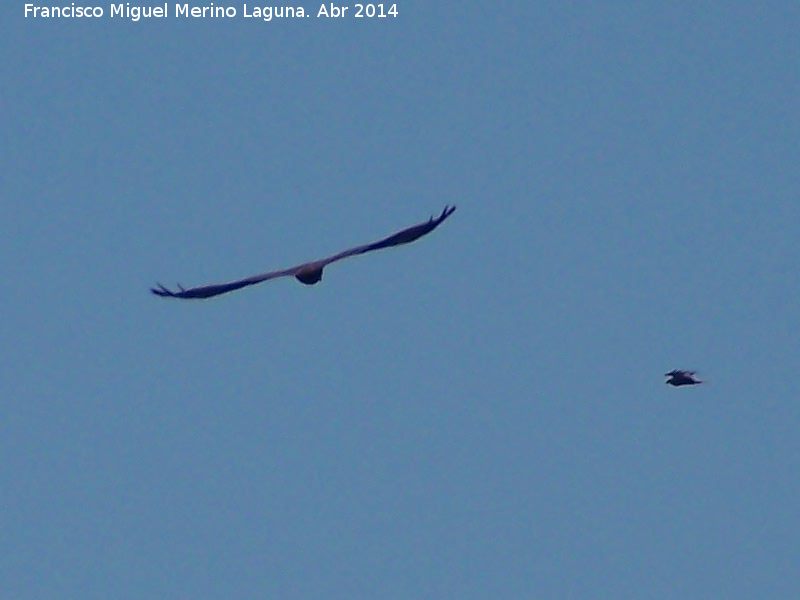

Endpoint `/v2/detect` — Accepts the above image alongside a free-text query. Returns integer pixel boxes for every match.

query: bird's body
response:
[665,370,703,386]
[152,205,456,300]
[294,263,324,285]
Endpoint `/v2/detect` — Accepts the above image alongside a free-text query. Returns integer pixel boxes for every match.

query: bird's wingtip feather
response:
[151,282,174,297]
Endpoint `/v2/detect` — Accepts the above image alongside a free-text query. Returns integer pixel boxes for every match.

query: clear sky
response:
[3,2,800,598]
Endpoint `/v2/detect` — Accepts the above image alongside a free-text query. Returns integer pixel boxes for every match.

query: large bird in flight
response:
[665,370,703,386]
[152,205,456,300]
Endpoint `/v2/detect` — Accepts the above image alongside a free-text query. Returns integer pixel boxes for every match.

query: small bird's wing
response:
[151,266,297,299]
[317,205,457,267]
[666,369,696,377]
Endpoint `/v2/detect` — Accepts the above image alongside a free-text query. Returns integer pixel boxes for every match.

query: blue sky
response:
[3,2,800,598]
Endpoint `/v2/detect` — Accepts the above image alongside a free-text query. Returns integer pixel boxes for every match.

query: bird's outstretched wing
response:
[318,205,457,265]
[151,205,456,300]
[151,267,295,299]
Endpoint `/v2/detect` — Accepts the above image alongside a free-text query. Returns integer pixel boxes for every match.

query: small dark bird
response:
[665,370,703,386]
[152,205,456,300]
